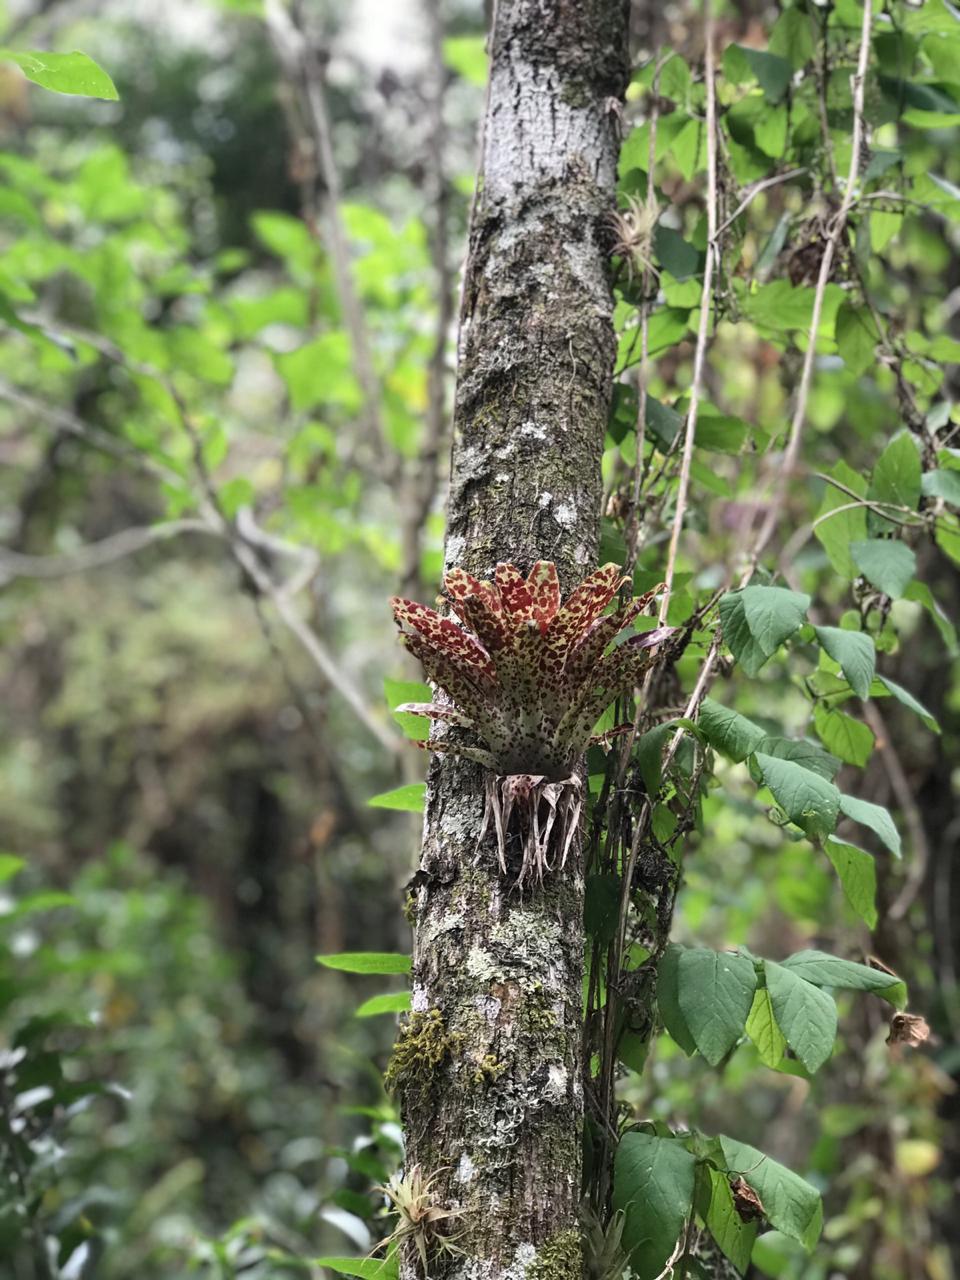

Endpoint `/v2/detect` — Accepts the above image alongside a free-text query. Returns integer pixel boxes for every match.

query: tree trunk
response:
[397,4,630,1277]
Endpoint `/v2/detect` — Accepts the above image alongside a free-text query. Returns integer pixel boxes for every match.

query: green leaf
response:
[613,1131,698,1278]
[922,468,960,505]
[0,48,118,99]
[653,225,701,280]
[656,944,698,1055]
[585,874,622,946]
[764,960,838,1073]
[718,1137,822,1250]
[871,433,922,514]
[355,992,411,1018]
[813,626,876,698]
[835,301,880,377]
[746,987,787,1068]
[769,7,815,68]
[644,396,684,448]
[824,837,878,928]
[876,675,940,732]
[719,586,810,677]
[699,1165,760,1273]
[815,461,867,578]
[0,853,25,883]
[699,698,766,762]
[781,951,906,1008]
[677,947,758,1065]
[850,539,916,599]
[754,753,840,839]
[813,706,874,768]
[753,737,840,781]
[837,793,901,858]
[276,333,362,414]
[442,35,487,85]
[367,783,426,813]
[313,1258,398,1280]
[384,677,432,742]
[317,953,412,975]
[636,723,671,797]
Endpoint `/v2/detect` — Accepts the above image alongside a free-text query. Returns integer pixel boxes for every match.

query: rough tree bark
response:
[395,4,630,1278]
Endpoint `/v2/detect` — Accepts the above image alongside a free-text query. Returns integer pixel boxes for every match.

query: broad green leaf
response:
[813,626,876,698]
[313,1258,398,1280]
[656,944,698,1055]
[764,960,837,1073]
[699,1165,760,1273]
[367,783,426,812]
[835,301,880,377]
[780,950,906,1009]
[813,706,874,767]
[824,837,878,928]
[922,468,960,505]
[876,675,940,732]
[276,333,362,414]
[719,586,810,677]
[838,793,901,858]
[0,48,118,99]
[699,698,766,762]
[754,753,840,839]
[677,947,758,1065]
[815,461,867,578]
[850,539,916,599]
[654,225,700,280]
[355,992,411,1018]
[718,1137,822,1250]
[769,6,815,68]
[317,953,411,975]
[613,1131,698,1278]
[871,433,922,514]
[753,736,840,781]
[745,987,787,1068]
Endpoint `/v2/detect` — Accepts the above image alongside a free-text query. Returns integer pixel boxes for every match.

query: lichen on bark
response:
[398,2,631,1277]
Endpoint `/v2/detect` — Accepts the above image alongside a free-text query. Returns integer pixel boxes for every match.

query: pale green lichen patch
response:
[527,1228,582,1280]
[384,1008,459,1094]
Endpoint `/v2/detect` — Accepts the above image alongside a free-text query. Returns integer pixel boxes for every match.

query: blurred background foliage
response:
[0,0,956,1277]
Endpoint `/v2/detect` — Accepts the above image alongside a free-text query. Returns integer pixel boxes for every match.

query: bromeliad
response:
[391,561,673,884]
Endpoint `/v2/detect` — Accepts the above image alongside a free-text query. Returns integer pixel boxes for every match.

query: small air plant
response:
[608,188,662,283]
[391,561,673,884]
[371,1164,463,1273]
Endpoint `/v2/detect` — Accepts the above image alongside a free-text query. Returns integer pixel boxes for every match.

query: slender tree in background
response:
[395,2,630,1276]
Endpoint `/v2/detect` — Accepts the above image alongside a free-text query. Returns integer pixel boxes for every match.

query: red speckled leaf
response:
[495,562,536,622]
[548,563,629,653]
[391,597,496,681]
[398,632,493,724]
[394,702,475,728]
[444,568,501,615]
[448,589,510,653]
[557,627,675,748]
[564,586,662,687]
[526,561,561,630]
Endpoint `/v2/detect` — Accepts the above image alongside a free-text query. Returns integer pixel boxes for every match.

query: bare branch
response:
[0,519,214,583]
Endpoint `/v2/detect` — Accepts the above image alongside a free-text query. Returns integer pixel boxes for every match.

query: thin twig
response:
[750,0,874,563]
[264,0,386,459]
[714,167,808,238]
[658,19,719,625]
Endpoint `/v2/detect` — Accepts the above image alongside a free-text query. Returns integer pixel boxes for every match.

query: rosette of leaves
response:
[391,561,673,883]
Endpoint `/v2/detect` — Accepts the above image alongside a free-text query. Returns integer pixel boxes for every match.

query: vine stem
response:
[658,8,719,627]
[750,0,874,564]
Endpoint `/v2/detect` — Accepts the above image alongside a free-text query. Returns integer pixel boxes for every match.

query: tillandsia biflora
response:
[391,561,674,884]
